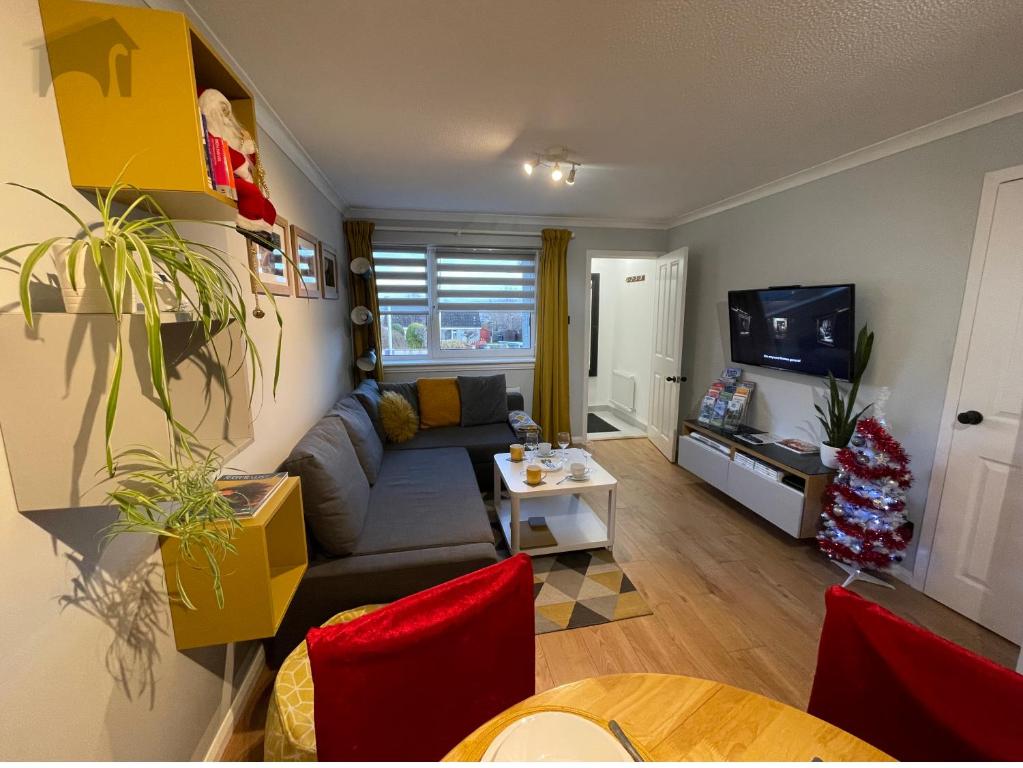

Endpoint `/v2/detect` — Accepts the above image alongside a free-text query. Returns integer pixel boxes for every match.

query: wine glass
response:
[557,431,571,461]
[524,428,539,461]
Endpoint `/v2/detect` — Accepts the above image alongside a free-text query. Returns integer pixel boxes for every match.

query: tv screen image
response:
[728,284,855,379]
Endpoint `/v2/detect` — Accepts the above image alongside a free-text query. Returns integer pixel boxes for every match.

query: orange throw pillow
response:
[417,377,461,428]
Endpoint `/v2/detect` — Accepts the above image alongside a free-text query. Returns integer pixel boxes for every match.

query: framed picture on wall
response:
[320,244,340,300]
[290,225,321,299]
[247,214,293,296]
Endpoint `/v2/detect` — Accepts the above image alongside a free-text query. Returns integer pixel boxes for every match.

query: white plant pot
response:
[54,244,132,314]
[820,443,842,469]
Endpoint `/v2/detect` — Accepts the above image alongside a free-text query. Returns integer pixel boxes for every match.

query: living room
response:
[2,0,1023,762]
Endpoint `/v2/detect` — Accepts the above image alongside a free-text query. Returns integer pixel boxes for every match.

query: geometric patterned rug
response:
[532,549,652,634]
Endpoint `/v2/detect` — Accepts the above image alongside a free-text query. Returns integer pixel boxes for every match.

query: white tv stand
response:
[677,420,835,539]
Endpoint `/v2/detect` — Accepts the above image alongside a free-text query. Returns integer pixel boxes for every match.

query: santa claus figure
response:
[198,88,277,240]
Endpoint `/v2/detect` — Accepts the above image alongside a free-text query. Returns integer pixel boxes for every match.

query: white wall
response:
[0,0,348,759]
[668,111,1023,569]
[588,258,656,424]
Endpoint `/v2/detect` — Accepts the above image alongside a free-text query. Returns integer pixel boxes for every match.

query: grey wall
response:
[370,218,666,437]
[668,112,1023,567]
[0,0,347,759]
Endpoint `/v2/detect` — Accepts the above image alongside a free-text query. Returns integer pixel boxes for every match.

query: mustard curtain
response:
[343,220,383,380]
[531,228,572,437]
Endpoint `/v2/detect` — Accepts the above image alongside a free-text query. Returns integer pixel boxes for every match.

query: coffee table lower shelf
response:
[497,495,611,557]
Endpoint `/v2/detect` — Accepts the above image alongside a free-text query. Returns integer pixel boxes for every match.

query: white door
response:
[924,177,1023,644]
[647,247,689,461]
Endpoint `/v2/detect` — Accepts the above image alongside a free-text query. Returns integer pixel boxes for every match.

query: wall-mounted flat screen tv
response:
[728,284,855,380]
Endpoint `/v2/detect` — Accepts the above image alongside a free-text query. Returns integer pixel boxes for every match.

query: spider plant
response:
[0,172,283,474]
[105,446,239,609]
[815,324,875,448]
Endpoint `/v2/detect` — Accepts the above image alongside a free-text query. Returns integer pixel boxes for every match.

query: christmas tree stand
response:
[832,560,894,589]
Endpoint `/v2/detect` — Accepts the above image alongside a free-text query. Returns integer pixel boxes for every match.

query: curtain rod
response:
[372,225,573,239]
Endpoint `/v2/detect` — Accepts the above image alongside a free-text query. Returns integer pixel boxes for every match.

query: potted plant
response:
[814,325,874,468]
[2,174,287,606]
[1,174,283,473]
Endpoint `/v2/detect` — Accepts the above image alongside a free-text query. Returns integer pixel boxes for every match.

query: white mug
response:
[570,461,587,478]
[538,441,552,455]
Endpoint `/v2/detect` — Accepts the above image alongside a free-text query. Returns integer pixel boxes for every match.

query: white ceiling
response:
[187,0,1023,224]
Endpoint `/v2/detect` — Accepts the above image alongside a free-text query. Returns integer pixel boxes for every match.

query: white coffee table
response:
[493,451,617,556]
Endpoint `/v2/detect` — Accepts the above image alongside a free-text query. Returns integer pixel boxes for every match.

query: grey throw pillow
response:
[330,395,384,484]
[458,374,508,426]
[380,381,420,417]
[281,416,369,556]
[351,379,385,442]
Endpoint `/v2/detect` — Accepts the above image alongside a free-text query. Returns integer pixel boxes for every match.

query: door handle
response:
[666,376,686,383]
[957,410,984,425]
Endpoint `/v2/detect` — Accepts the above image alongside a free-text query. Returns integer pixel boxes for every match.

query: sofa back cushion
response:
[281,416,369,556]
[351,379,385,442]
[380,381,420,416]
[417,377,461,428]
[458,374,508,427]
[330,395,384,484]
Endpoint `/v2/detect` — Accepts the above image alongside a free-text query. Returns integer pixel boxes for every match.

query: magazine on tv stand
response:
[775,438,819,455]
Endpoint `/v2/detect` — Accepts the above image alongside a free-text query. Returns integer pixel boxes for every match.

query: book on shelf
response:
[200,114,214,190]
[215,472,288,518]
[207,133,236,199]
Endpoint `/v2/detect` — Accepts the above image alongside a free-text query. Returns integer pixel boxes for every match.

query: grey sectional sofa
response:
[265,378,523,665]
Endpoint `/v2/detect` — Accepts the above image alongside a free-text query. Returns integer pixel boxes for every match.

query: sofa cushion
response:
[351,379,385,442]
[379,391,418,443]
[331,395,384,485]
[458,374,508,427]
[418,377,461,428]
[385,422,515,469]
[353,448,494,556]
[380,381,420,416]
[281,416,369,556]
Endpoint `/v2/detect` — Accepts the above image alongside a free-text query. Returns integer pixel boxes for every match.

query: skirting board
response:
[201,644,267,761]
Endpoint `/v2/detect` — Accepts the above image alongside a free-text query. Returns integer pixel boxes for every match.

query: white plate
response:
[538,457,565,472]
[481,711,633,762]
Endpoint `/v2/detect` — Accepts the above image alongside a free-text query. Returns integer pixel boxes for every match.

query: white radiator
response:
[610,369,637,412]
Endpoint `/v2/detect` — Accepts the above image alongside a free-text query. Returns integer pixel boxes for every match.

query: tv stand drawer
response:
[677,435,730,489]
[725,460,805,537]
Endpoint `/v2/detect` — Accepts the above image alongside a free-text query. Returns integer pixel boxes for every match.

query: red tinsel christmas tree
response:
[818,418,914,571]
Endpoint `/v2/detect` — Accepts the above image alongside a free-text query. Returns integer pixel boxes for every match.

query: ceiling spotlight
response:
[522,148,582,187]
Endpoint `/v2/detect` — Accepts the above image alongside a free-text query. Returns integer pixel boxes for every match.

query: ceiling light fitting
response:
[523,148,581,186]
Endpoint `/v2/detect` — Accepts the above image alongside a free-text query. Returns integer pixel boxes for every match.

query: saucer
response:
[536,451,556,459]
[564,468,592,481]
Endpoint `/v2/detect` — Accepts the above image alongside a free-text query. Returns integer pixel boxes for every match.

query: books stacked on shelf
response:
[201,119,238,201]
[689,431,731,456]
[216,472,287,518]
[735,452,785,483]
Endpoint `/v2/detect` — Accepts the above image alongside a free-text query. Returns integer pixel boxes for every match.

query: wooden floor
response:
[221,437,1019,760]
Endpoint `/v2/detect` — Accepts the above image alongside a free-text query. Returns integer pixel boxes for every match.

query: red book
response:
[208,134,233,198]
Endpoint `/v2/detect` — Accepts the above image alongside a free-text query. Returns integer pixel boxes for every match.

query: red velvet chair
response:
[808,585,1023,761]
[306,553,535,761]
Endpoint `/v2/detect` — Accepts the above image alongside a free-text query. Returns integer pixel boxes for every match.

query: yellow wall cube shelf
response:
[160,477,308,651]
[38,0,256,218]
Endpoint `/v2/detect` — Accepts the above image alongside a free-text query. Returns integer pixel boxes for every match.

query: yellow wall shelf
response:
[38,0,256,219]
[161,477,308,651]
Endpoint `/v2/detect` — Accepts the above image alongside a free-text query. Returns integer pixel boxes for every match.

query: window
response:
[373,246,537,362]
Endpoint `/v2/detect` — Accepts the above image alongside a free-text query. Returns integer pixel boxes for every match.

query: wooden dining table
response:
[444,673,893,761]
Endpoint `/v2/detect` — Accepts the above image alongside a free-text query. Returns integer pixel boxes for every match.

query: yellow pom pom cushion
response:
[264,605,384,762]
[379,391,418,443]
[417,377,461,428]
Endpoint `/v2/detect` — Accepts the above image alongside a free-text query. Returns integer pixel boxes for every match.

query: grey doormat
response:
[587,412,619,433]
